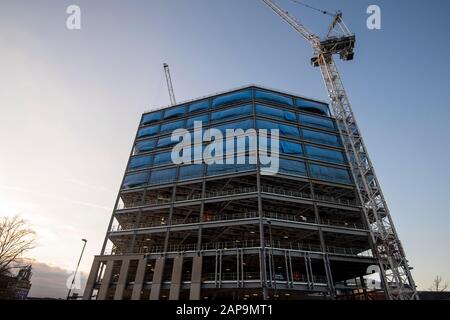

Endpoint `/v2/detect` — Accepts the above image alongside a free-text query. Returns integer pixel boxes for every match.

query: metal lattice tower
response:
[163,63,176,106]
[262,0,417,300]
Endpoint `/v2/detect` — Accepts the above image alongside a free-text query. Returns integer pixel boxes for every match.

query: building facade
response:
[83,85,381,300]
[0,265,32,300]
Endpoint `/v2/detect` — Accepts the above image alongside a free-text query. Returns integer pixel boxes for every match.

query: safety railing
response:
[203,272,261,281]
[104,241,372,258]
[320,219,364,230]
[326,246,373,257]
[201,186,258,199]
[201,272,327,284]
[262,212,311,223]
[264,241,322,252]
[314,193,358,206]
[110,219,169,231]
[260,185,311,200]
[116,197,172,210]
[116,184,358,211]
[110,211,365,232]
[110,212,258,232]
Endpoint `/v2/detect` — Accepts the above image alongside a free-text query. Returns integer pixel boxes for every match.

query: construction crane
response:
[261,0,417,300]
[163,63,176,106]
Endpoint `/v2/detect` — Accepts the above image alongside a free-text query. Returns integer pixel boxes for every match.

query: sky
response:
[0,0,449,297]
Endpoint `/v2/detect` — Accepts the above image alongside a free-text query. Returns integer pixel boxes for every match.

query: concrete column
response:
[360,276,369,300]
[114,259,130,300]
[324,255,336,300]
[97,260,115,300]
[131,258,147,300]
[82,258,101,300]
[169,256,184,300]
[189,255,202,300]
[149,257,166,300]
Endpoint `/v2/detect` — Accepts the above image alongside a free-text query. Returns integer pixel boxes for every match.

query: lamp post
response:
[267,220,276,291]
[67,238,87,300]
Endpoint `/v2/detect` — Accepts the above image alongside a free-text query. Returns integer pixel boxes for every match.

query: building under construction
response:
[83,85,392,300]
[83,0,417,301]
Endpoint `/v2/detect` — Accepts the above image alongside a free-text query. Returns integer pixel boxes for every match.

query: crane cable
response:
[289,0,334,16]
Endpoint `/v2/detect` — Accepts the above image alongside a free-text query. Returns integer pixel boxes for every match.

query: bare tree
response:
[429,275,449,292]
[0,216,35,276]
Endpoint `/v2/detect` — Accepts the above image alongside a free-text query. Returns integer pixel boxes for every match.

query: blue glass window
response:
[256,104,296,122]
[206,163,236,176]
[236,156,257,172]
[141,111,162,125]
[256,120,299,137]
[295,98,329,116]
[157,136,178,148]
[150,168,176,184]
[236,163,257,172]
[224,133,257,156]
[179,164,204,180]
[122,172,149,189]
[160,120,184,133]
[306,145,345,164]
[134,139,156,153]
[255,89,293,106]
[310,164,351,184]
[163,105,186,119]
[216,119,254,133]
[153,151,173,166]
[211,104,252,122]
[128,155,152,170]
[187,114,209,128]
[256,119,277,131]
[188,100,209,112]
[278,158,307,176]
[212,89,252,108]
[258,135,273,151]
[192,144,205,162]
[137,125,160,138]
[302,129,340,147]
[280,140,303,155]
[300,114,335,130]
[279,123,300,137]
[222,131,256,155]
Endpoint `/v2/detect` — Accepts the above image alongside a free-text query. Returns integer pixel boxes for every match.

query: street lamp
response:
[67,238,87,300]
[267,220,277,292]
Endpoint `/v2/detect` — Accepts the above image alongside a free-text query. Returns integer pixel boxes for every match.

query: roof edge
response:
[143,84,329,114]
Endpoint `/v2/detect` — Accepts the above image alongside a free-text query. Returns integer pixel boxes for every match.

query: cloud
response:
[64,178,115,193]
[27,261,88,299]
[0,184,111,211]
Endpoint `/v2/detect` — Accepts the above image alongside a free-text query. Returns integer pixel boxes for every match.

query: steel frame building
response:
[83,85,388,300]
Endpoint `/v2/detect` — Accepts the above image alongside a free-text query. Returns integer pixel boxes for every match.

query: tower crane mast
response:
[261,0,417,300]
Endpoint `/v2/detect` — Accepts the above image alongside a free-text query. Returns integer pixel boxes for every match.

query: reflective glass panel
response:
[122,172,149,188]
[137,125,160,138]
[302,129,340,147]
[142,111,162,125]
[310,164,351,184]
[128,155,152,170]
[212,89,252,108]
[163,105,187,119]
[255,89,293,106]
